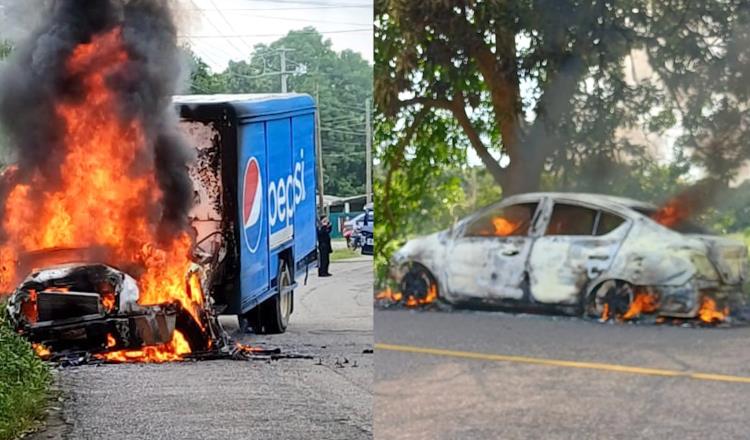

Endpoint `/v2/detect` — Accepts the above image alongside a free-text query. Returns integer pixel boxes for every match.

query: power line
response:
[179,28,371,38]
[188,0,248,58]
[181,37,244,65]
[207,0,256,54]
[180,5,368,11]
[239,0,370,6]
[227,13,371,27]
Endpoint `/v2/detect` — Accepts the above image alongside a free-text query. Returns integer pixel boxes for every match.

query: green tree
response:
[182,46,228,95]
[219,28,373,197]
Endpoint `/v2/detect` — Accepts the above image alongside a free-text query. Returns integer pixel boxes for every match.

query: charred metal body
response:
[6,263,177,352]
[390,192,749,319]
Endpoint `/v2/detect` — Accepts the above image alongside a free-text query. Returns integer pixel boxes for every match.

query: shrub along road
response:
[0,311,50,440]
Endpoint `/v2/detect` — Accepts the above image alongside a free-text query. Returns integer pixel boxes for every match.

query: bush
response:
[0,305,50,440]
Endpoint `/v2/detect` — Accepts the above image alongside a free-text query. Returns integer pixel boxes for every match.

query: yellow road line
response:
[375,343,750,384]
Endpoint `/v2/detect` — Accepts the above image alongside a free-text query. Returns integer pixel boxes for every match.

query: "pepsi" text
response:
[268,149,307,228]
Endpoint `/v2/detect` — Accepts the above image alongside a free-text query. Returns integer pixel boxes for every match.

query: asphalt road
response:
[34,258,373,440]
[375,308,750,439]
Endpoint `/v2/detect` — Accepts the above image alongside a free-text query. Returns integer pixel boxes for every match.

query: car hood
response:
[392,230,446,267]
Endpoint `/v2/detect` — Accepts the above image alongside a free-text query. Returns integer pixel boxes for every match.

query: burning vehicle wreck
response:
[384,192,749,323]
[0,2,317,363]
[6,261,178,353]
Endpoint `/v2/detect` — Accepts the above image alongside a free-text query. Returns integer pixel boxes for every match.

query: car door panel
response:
[475,237,530,300]
[445,201,541,301]
[528,236,620,304]
[528,202,627,305]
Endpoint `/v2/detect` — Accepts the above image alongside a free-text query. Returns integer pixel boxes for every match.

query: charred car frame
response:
[390,192,749,319]
[5,260,179,352]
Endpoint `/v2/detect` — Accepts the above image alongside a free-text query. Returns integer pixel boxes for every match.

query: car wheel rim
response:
[401,266,432,300]
[591,281,633,319]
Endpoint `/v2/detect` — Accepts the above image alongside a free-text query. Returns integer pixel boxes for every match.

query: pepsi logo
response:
[242,157,263,253]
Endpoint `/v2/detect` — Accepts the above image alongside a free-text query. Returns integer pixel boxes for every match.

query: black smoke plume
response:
[0,0,194,241]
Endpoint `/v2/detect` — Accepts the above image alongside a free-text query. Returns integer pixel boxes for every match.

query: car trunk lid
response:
[692,235,748,284]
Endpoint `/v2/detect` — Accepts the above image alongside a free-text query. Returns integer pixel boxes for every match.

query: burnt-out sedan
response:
[390,192,749,319]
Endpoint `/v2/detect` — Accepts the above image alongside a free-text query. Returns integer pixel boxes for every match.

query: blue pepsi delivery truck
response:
[175,94,318,334]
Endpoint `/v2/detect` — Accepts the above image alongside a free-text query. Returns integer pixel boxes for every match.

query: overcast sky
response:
[175,0,373,72]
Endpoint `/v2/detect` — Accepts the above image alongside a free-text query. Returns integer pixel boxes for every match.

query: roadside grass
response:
[331,248,361,261]
[0,302,50,440]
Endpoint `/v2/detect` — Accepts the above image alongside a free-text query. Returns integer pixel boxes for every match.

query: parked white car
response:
[390,192,748,318]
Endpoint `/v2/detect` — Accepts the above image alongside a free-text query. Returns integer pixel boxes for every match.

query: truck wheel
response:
[255,262,293,334]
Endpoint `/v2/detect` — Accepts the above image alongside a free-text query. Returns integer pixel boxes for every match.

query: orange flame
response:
[698,296,728,324]
[96,330,191,363]
[492,217,519,236]
[0,28,202,360]
[651,201,689,228]
[375,287,402,302]
[32,343,51,359]
[101,293,116,312]
[600,303,610,321]
[621,291,659,320]
[376,284,437,308]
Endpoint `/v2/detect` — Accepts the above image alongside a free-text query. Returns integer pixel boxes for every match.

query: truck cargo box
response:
[175,94,318,333]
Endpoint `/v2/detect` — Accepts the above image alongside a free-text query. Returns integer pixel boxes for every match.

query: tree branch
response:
[381,106,430,226]
[450,91,507,186]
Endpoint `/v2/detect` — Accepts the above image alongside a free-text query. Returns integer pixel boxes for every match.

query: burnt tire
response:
[400,264,437,302]
[254,261,293,334]
[585,280,634,320]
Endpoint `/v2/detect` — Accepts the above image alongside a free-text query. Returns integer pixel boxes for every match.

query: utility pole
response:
[315,86,325,215]
[278,47,295,93]
[365,98,372,204]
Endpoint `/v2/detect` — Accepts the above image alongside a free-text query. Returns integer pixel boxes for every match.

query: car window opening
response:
[465,203,538,237]
[545,204,598,236]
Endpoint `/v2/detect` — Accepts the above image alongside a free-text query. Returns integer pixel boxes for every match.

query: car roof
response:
[500,192,657,212]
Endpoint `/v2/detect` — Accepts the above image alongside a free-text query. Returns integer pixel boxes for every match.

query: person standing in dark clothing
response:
[317,215,333,276]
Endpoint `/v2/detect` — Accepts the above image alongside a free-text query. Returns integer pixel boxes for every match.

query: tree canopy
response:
[186,28,373,197]
[374,0,750,279]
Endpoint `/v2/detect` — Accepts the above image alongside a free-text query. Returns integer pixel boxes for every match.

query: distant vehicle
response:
[343,212,366,249]
[390,192,748,319]
[361,205,374,256]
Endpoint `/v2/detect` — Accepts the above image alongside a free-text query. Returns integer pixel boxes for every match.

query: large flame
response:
[621,291,659,320]
[0,28,201,360]
[698,296,729,324]
[95,330,192,363]
[375,284,438,308]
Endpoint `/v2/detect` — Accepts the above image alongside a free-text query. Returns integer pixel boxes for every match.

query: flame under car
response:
[389,193,749,320]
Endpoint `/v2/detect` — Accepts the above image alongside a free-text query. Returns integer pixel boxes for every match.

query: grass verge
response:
[331,248,361,261]
[0,303,51,440]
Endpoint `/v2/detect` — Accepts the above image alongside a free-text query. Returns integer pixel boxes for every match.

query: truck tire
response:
[254,261,293,334]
